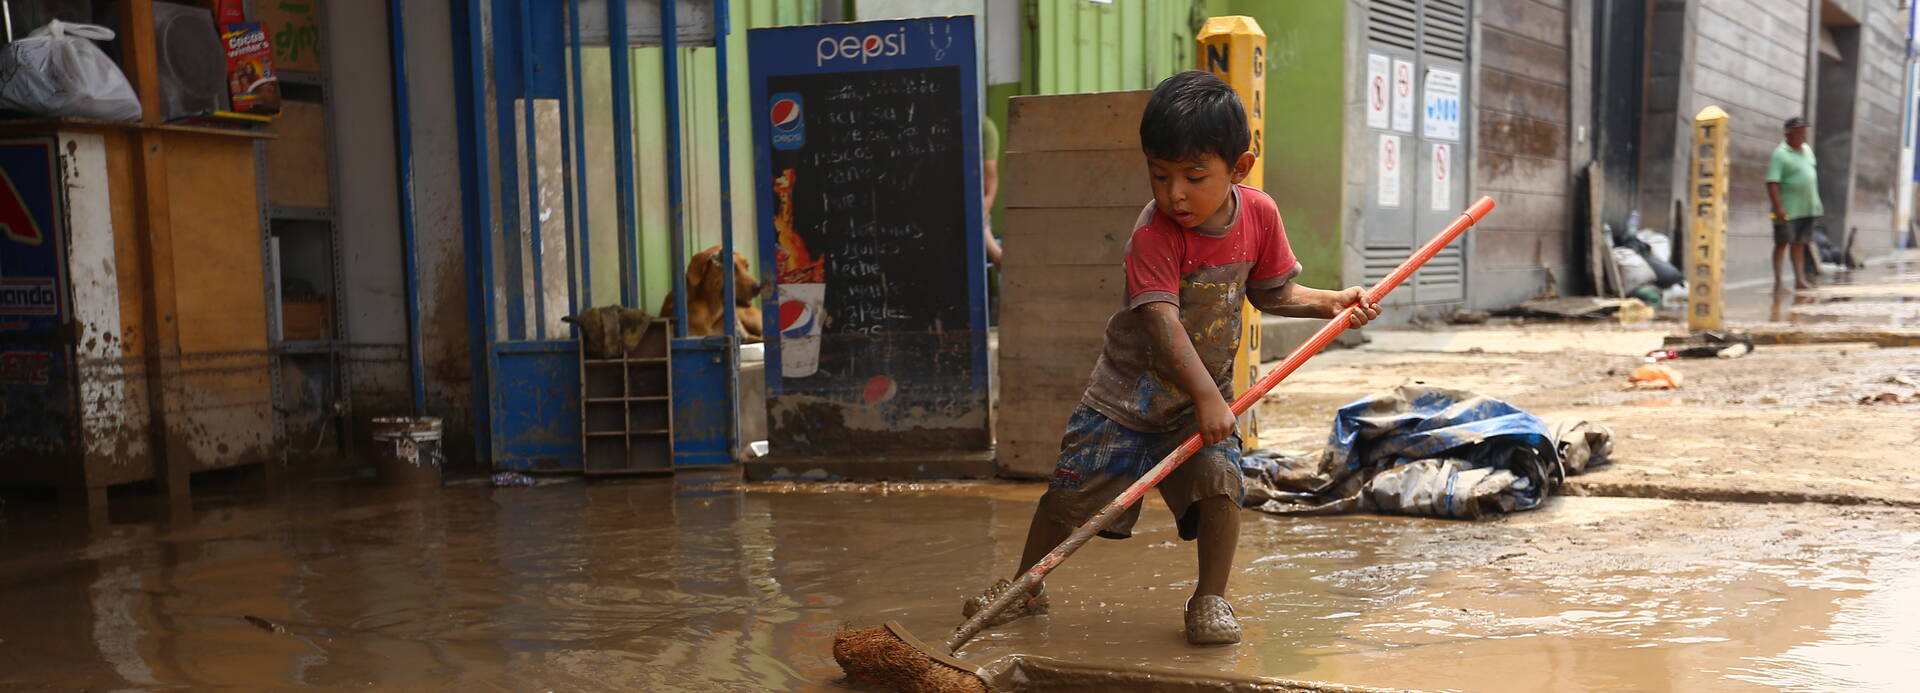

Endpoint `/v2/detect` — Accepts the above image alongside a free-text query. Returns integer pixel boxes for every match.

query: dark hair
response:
[1140,70,1250,164]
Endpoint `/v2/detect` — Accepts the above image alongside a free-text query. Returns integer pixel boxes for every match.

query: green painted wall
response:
[1202,0,1345,290]
[1032,0,1196,95]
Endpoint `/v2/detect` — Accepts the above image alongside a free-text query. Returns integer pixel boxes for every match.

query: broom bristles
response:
[833,625,989,693]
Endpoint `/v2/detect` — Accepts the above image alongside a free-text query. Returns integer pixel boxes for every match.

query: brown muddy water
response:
[2,475,1918,692]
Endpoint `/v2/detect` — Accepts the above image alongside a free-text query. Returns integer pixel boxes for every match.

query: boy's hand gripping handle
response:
[946,196,1497,653]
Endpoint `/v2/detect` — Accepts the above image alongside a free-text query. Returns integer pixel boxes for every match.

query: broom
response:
[834,197,1499,693]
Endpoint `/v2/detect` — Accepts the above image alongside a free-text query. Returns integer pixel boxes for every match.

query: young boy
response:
[964,70,1380,645]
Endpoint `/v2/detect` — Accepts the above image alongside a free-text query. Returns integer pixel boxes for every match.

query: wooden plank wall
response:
[164,134,275,471]
[997,91,1150,479]
[1471,0,1574,308]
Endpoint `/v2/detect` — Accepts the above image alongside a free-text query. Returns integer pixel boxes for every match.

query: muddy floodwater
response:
[2,475,1918,692]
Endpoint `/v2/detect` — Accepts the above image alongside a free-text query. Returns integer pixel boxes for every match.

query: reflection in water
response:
[1769,287,1817,323]
[1727,549,1920,691]
[1,480,1917,691]
[90,563,160,687]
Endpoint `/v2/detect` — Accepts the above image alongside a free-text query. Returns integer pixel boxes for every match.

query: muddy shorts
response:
[1773,216,1817,244]
[1038,404,1244,541]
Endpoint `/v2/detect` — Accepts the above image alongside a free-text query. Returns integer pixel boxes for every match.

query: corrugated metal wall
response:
[1032,0,1196,95]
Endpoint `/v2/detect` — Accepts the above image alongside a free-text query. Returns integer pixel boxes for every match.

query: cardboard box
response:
[281,298,330,341]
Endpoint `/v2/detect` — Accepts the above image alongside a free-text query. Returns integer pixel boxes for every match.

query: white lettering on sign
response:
[1431,143,1451,211]
[815,28,909,66]
[1378,134,1401,208]
[1391,59,1414,133]
[1422,68,1462,141]
[1366,54,1389,130]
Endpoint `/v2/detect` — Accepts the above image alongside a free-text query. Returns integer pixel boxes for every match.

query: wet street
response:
[4,255,1919,692]
[3,474,1919,692]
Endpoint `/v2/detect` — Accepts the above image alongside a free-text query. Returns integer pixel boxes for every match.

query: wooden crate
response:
[280,298,331,340]
[997,91,1153,479]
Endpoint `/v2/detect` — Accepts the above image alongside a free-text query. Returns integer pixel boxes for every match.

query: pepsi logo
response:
[769,93,805,150]
[778,299,816,338]
[863,375,897,405]
[771,98,801,132]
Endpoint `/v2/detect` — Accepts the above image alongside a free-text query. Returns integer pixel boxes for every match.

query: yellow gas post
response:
[1199,16,1265,449]
[1687,106,1729,331]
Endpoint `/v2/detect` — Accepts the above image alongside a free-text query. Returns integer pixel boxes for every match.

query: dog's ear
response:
[686,253,709,289]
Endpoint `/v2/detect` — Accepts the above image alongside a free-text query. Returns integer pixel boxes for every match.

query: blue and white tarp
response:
[1241,385,1610,519]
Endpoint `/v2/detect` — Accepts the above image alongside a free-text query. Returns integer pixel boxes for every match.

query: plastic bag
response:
[1635,229,1672,263]
[1610,246,1656,293]
[0,21,143,121]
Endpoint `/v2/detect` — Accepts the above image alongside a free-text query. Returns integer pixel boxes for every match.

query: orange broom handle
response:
[1230,194,1496,419]
[947,196,1496,652]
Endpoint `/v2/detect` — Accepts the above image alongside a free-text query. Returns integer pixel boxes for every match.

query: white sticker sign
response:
[1431,143,1451,211]
[1378,134,1401,208]
[1391,59,1414,133]
[1366,54,1390,129]
[1422,68,1462,141]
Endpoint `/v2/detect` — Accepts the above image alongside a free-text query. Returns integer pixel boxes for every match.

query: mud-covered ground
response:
[1256,330,1920,507]
[2,258,1917,692]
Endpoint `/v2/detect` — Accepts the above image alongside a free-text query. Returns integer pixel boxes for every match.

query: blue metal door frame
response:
[448,0,739,471]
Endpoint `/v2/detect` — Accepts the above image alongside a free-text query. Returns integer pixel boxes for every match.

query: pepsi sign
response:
[769,93,804,151]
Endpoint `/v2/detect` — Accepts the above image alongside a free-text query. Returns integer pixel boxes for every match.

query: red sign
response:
[0,168,44,246]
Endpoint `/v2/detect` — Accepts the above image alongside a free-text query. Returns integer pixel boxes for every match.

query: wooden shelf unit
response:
[579,320,674,474]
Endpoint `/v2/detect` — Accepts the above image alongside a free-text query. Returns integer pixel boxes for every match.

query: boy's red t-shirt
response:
[1080,184,1301,433]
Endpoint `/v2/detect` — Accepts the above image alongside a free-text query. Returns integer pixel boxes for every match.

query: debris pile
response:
[1240,385,1612,520]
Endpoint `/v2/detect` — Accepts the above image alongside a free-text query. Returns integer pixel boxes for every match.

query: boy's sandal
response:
[1184,594,1242,645]
[961,578,1049,629]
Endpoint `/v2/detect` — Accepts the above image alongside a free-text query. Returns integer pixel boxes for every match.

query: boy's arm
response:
[1249,282,1382,328]
[1139,301,1236,445]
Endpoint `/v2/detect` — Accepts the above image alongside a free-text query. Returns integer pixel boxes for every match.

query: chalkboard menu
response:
[749,18,990,468]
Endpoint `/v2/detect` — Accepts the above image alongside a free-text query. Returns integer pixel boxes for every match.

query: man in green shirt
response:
[1766,116,1822,290]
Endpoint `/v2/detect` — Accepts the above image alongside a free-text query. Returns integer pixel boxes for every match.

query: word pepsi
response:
[816,28,907,66]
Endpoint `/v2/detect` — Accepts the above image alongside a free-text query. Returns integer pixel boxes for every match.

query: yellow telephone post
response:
[1198,15,1265,449]
[1687,106,1730,331]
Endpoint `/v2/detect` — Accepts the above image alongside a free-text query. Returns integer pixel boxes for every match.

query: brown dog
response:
[661,245,763,341]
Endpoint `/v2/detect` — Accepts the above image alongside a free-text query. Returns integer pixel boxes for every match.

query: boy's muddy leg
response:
[1017,508,1074,592]
[961,508,1064,626]
[1193,495,1239,597]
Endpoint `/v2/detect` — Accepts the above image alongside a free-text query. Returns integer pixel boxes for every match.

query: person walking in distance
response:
[1766,116,1822,291]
